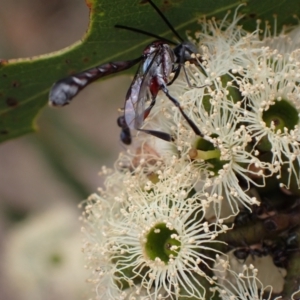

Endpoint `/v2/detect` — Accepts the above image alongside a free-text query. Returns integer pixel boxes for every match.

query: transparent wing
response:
[125,49,160,130]
[124,67,145,130]
[133,71,152,129]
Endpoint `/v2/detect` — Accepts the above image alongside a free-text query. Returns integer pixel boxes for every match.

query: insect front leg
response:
[160,85,204,138]
[176,44,208,89]
[167,64,181,87]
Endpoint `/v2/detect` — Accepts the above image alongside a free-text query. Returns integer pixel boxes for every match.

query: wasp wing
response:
[124,48,162,130]
[124,65,145,130]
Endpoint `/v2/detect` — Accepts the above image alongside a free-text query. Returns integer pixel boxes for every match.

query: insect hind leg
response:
[160,85,204,138]
[137,97,175,142]
[137,128,174,142]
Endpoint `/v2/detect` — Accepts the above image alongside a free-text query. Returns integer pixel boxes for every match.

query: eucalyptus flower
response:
[261,21,300,54]
[82,7,300,300]
[139,10,276,218]
[211,262,282,300]
[239,47,300,193]
[216,250,286,294]
[82,155,230,300]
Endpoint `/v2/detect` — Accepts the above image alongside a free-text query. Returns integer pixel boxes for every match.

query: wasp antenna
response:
[114,25,177,46]
[147,0,184,42]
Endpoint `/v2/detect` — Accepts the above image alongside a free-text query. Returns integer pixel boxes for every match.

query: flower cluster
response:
[82,8,300,300]
[82,156,230,299]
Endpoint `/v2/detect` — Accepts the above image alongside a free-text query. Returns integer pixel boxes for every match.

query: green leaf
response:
[0,0,299,143]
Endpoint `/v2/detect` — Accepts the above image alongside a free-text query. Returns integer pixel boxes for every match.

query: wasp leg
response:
[167,64,181,86]
[138,128,174,142]
[178,44,208,89]
[160,85,204,137]
[143,98,156,120]
[181,65,208,89]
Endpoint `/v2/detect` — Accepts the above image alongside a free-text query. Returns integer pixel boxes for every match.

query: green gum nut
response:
[257,100,299,152]
[192,137,228,176]
[145,223,181,263]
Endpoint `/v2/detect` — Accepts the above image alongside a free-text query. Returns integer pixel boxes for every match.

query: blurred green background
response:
[0,0,131,299]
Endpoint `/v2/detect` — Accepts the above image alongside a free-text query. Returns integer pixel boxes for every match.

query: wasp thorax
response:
[174,41,199,62]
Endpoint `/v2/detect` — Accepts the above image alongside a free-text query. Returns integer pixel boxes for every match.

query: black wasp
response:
[49,0,205,144]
